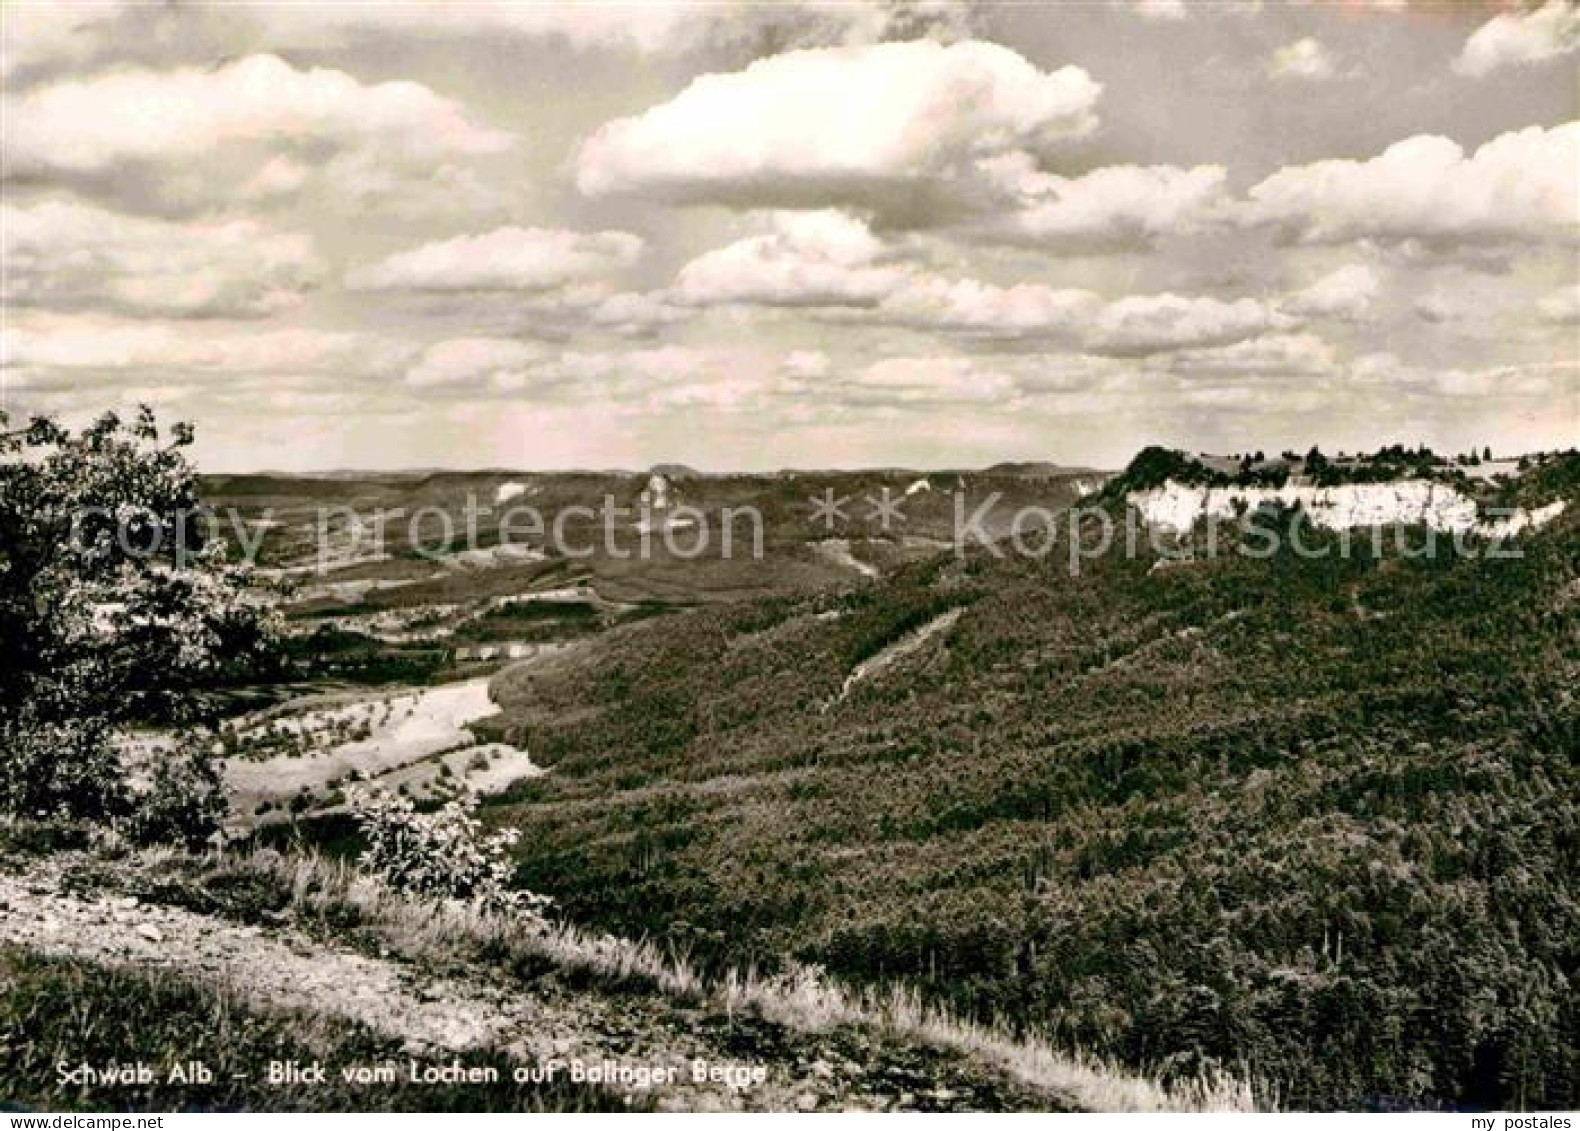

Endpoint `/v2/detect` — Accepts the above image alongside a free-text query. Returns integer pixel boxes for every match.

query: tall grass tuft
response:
[220,847,1264,1112]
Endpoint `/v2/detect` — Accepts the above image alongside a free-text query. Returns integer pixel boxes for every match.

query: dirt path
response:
[0,869,1049,1112]
[0,872,544,1053]
[838,607,963,701]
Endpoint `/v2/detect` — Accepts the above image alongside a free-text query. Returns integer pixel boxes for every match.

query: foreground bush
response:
[0,712,124,825]
[1,407,279,834]
[125,738,227,852]
[348,789,549,916]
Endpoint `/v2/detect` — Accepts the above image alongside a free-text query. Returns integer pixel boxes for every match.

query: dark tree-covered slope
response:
[482,467,1579,1110]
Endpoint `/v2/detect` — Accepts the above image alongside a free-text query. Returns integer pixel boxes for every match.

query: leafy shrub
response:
[0,711,125,824]
[347,789,548,916]
[125,737,227,852]
[1,407,280,829]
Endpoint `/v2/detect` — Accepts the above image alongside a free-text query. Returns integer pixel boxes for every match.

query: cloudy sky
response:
[1,0,1575,472]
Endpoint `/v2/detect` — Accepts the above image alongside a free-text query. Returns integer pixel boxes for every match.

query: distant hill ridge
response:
[204,460,1110,485]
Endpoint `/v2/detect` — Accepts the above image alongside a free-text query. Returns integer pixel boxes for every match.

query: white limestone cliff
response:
[1128,479,1566,538]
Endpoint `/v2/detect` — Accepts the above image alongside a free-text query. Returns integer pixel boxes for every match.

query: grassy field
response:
[0,947,620,1112]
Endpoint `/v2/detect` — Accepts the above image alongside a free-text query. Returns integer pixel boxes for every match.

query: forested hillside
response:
[484,460,1580,1110]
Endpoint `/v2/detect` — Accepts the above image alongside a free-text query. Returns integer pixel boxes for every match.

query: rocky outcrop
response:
[638,473,672,512]
[1128,479,1567,537]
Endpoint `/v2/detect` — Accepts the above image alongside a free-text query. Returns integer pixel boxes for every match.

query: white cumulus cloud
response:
[4,54,508,176]
[574,39,1101,218]
[1,54,511,215]
[675,211,910,306]
[258,1,977,56]
[672,211,1311,354]
[852,356,1020,404]
[879,276,1101,338]
[1537,283,1580,324]
[1268,37,1339,80]
[1456,1,1580,78]
[1088,294,1291,356]
[975,155,1230,251]
[585,291,691,336]
[1,201,326,319]
[1242,123,1580,246]
[405,338,547,389]
[0,1,132,82]
[1166,332,1340,376]
[1125,0,1189,19]
[1280,264,1382,321]
[0,313,410,377]
[0,2,983,89]
[346,227,644,293]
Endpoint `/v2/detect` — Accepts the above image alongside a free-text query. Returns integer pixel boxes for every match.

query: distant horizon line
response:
[195,444,1575,481]
[196,461,1117,480]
